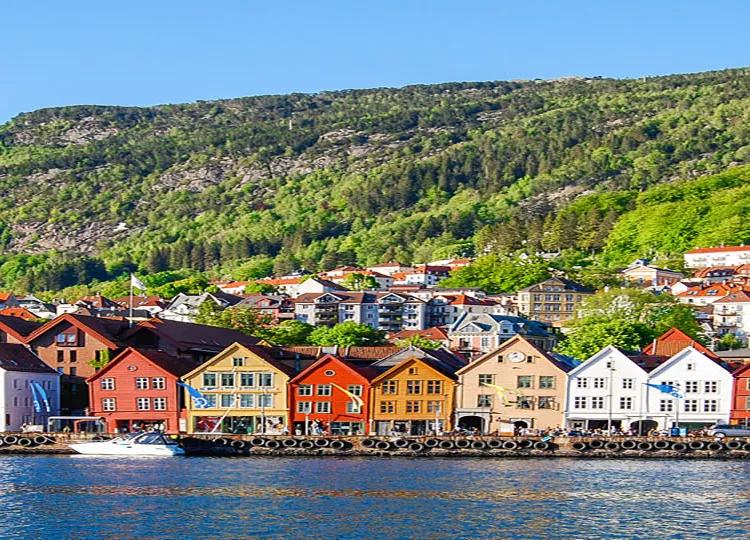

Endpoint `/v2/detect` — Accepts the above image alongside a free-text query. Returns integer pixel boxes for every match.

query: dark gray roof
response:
[0,344,57,374]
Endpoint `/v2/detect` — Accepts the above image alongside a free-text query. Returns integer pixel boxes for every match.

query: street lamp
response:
[607,362,616,434]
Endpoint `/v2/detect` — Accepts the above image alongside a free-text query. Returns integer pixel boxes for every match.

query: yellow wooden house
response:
[181,342,294,434]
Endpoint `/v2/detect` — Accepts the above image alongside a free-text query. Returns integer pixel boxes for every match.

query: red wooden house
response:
[87,347,201,433]
[288,354,378,436]
[731,364,750,426]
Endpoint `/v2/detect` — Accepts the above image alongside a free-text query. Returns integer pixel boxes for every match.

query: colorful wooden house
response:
[288,354,378,435]
[181,342,294,435]
[87,347,200,433]
[730,363,750,426]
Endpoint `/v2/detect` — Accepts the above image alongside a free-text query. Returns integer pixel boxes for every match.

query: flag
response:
[130,273,147,291]
[331,383,364,411]
[481,382,523,406]
[31,382,51,413]
[177,381,209,408]
[646,383,684,399]
[29,382,42,413]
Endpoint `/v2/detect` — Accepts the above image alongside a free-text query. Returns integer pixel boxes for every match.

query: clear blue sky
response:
[2,1,749,122]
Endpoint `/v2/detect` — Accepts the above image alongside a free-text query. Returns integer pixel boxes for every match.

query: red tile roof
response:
[390,327,449,342]
[0,308,38,321]
[641,327,719,360]
[686,245,750,254]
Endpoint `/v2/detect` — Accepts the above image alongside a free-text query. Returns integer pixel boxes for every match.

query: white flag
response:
[130,273,147,291]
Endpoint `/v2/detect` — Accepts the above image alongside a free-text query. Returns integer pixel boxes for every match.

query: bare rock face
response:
[9,116,121,146]
[153,159,234,192]
[9,219,134,254]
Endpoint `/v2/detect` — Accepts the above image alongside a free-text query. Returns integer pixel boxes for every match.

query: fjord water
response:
[0,456,746,539]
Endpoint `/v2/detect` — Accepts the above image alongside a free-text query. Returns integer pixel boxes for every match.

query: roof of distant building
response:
[0,343,56,373]
[686,245,750,254]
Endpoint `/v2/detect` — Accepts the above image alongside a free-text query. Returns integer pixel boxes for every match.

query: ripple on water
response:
[0,456,746,539]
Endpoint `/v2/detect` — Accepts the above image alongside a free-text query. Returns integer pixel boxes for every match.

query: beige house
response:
[516,277,593,326]
[454,336,579,433]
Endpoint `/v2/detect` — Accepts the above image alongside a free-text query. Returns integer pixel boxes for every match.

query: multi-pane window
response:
[517,376,533,389]
[203,395,217,408]
[152,377,166,390]
[408,367,418,375]
[538,397,555,409]
[317,384,332,396]
[591,397,605,409]
[517,397,533,409]
[202,373,217,387]
[593,378,605,389]
[426,380,442,394]
[382,381,398,394]
[258,394,273,408]
[407,381,422,394]
[745,396,750,409]
[477,394,492,407]
[576,378,588,389]
[135,378,149,390]
[704,381,718,393]
[153,397,167,410]
[539,376,555,389]
[298,384,313,396]
[685,381,699,393]
[348,385,363,396]
[259,373,274,388]
[619,397,633,410]
[220,394,235,408]
[380,401,395,414]
[240,373,255,388]
[427,401,442,413]
[297,401,312,413]
[703,399,718,413]
[684,399,698,413]
[346,401,361,413]
[136,397,150,411]
[232,357,244,367]
[659,399,673,413]
[478,374,494,385]
[621,378,634,390]
[240,394,255,408]
[406,400,421,413]
[102,398,116,411]
[316,402,331,414]
[221,373,235,388]
[574,397,586,409]
[100,378,115,390]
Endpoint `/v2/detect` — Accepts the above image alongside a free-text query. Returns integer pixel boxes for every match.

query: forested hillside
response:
[2,68,750,292]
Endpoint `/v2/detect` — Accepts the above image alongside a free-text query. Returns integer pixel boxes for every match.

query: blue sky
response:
[2,1,749,122]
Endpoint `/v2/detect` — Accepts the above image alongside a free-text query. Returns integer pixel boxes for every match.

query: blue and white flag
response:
[646,383,684,399]
[28,382,42,413]
[177,381,209,408]
[31,382,51,413]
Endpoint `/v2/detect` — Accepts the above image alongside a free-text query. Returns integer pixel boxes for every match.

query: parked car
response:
[706,424,750,438]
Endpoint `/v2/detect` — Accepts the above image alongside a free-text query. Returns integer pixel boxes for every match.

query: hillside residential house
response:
[454,336,578,434]
[0,344,60,432]
[564,346,651,432]
[288,354,378,435]
[392,265,452,287]
[87,347,200,433]
[731,364,750,426]
[0,293,20,311]
[390,327,451,348]
[448,312,555,356]
[254,276,306,296]
[17,295,57,320]
[366,262,414,277]
[712,291,750,343]
[113,296,167,317]
[685,245,750,269]
[370,356,457,435]
[322,269,394,290]
[516,277,594,325]
[620,260,684,288]
[676,283,746,306]
[426,294,499,327]
[181,343,295,435]
[161,292,243,323]
[692,266,738,284]
[641,327,719,361]
[645,348,733,430]
[235,294,295,322]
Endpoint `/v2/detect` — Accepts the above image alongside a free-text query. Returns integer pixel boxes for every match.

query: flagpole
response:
[128,275,134,328]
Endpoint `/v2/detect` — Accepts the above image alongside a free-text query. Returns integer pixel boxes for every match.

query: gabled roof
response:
[567,345,649,378]
[693,266,737,278]
[456,335,579,375]
[641,327,719,360]
[648,347,732,378]
[714,290,750,304]
[288,354,380,384]
[113,295,167,309]
[293,292,349,304]
[88,347,202,382]
[25,313,129,348]
[686,245,750,254]
[371,345,466,377]
[371,354,460,384]
[450,312,551,337]
[390,327,450,342]
[0,344,56,374]
[0,314,44,341]
[0,292,15,302]
[182,342,296,380]
[125,318,260,352]
[75,294,121,309]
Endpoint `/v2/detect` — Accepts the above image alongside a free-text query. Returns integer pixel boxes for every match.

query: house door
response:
[458,415,484,432]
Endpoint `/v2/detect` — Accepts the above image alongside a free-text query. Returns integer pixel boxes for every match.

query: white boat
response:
[69,431,185,456]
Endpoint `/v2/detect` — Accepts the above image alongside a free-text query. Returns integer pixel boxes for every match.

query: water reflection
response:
[0,456,746,539]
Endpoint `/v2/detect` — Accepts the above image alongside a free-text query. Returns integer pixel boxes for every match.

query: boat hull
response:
[69,441,185,456]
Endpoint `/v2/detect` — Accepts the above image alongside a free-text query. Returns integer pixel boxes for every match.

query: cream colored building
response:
[182,342,294,434]
[454,336,578,433]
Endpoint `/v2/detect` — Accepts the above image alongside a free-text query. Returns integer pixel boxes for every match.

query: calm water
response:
[0,456,747,539]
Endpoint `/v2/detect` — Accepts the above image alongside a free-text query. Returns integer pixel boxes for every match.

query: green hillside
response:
[2,68,750,291]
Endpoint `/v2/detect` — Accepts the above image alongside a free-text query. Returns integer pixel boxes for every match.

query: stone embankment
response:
[0,433,748,458]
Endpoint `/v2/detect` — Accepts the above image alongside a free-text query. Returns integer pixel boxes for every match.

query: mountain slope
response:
[2,68,750,290]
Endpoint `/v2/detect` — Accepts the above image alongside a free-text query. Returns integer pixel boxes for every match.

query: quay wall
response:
[0,433,748,458]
